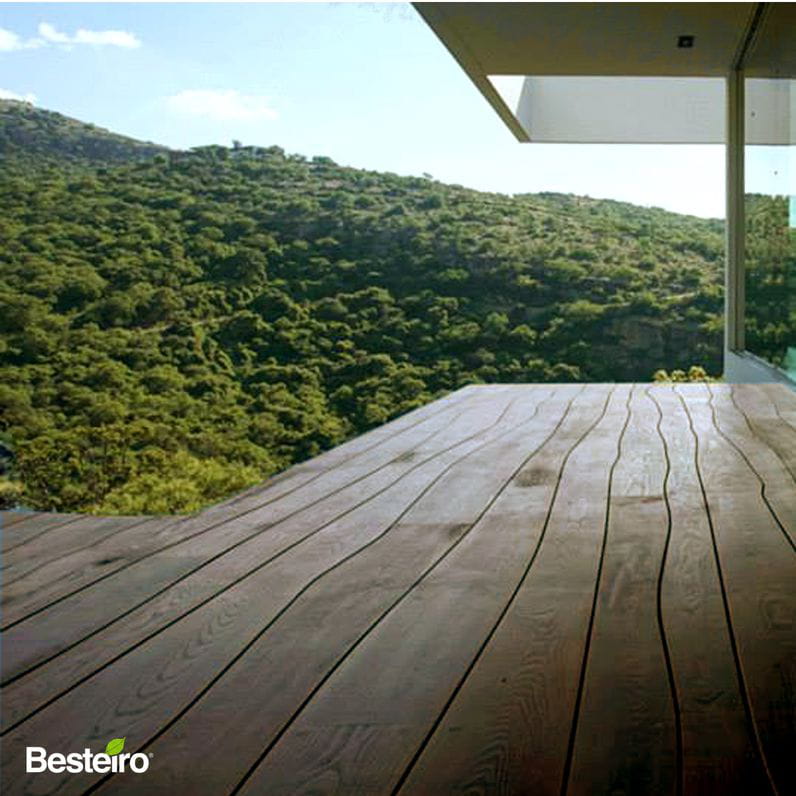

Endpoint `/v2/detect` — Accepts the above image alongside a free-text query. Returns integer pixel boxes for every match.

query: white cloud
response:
[0,27,44,51]
[0,23,139,52]
[38,22,141,49]
[0,27,22,51]
[0,88,37,103]
[166,89,279,122]
[37,23,70,45]
[73,28,141,48]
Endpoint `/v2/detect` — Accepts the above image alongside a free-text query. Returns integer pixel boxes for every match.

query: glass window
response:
[743,8,796,381]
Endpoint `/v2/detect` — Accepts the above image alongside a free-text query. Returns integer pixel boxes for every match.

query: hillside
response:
[0,102,725,513]
[0,99,167,168]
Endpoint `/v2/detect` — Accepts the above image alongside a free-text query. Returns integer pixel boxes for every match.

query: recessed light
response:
[678,35,695,48]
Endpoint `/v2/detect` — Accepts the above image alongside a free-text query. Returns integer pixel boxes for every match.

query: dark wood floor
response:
[1,383,794,796]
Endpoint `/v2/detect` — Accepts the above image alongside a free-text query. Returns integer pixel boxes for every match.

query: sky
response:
[0,2,727,218]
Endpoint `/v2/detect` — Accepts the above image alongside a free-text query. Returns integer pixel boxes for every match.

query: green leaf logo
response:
[105,738,125,756]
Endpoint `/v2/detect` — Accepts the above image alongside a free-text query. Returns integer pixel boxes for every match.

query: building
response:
[416,1,796,387]
[1,6,794,794]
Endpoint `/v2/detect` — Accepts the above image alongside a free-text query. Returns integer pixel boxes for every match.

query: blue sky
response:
[0,2,726,218]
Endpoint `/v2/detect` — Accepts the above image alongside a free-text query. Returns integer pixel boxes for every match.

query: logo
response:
[26,738,151,774]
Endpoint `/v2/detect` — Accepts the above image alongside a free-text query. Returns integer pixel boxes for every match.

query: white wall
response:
[508,76,794,145]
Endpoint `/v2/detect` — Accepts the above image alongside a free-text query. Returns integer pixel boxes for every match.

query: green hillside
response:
[0,99,166,168]
[0,102,725,513]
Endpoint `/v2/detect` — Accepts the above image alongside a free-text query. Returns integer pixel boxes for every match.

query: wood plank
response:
[0,510,41,529]
[2,383,792,795]
[1,385,475,582]
[0,388,477,572]
[1,513,85,554]
[731,384,796,485]
[0,387,497,632]
[1,388,523,722]
[0,389,514,688]
[234,385,629,796]
[652,386,771,795]
[258,383,482,477]
[759,383,796,426]
[85,385,583,796]
[2,515,168,629]
[197,384,481,519]
[2,515,155,583]
[1,390,541,794]
[564,388,676,795]
[708,385,795,550]
[680,384,796,795]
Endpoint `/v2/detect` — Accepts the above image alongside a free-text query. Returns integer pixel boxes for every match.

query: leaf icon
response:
[105,737,125,756]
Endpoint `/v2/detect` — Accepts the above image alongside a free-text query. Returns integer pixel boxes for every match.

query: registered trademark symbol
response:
[148,753,154,758]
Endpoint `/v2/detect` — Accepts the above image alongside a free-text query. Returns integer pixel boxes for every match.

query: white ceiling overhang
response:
[415,2,794,145]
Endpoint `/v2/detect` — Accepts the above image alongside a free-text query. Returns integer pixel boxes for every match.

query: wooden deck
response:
[1,383,794,796]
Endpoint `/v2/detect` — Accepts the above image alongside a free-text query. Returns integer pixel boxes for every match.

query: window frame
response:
[723,7,795,388]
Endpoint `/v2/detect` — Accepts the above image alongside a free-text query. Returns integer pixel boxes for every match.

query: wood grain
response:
[282,386,629,793]
[653,387,770,795]
[680,384,795,795]
[1,389,510,691]
[1,388,520,722]
[1,388,533,794]
[759,383,796,427]
[1,510,43,529]
[708,385,795,550]
[0,387,496,636]
[2,515,154,584]
[731,384,796,483]
[1,384,793,796]
[565,388,676,796]
[196,384,483,521]
[94,386,586,796]
[1,513,85,554]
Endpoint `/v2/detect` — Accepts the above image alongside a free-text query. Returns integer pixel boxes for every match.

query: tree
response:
[0,100,727,513]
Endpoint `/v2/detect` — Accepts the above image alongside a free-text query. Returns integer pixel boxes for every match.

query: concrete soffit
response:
[414,2,791,144]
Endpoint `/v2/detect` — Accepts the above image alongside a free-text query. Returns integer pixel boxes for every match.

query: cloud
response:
[0,23,139,52]
[73,28,141,48]
[166,90,279,122]
[0,88,37,103]
[0,28,22,51]
[38,22,141,49]
[37,23,70,45]
[0,27,44,51]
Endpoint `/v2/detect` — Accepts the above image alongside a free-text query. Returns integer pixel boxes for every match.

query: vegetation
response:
[0,99,165,167]
[744,193,796,371]
[0,99,727,513]
[652,365,717,383]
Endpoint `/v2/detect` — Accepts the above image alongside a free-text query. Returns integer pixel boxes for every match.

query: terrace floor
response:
[1,383,794,796]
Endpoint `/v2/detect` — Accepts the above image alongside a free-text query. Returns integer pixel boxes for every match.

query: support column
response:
[725,68,745,358]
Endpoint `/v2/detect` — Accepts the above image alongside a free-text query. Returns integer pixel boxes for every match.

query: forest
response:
[744,193,796,372]
[1,99,729,513]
